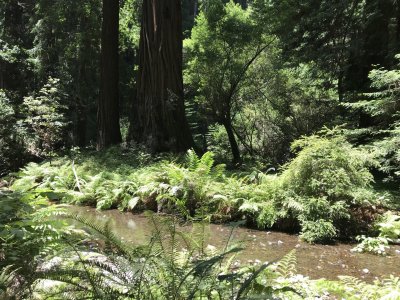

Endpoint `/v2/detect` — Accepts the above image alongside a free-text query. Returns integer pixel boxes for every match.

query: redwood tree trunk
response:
[130,0,193,152]
[97,0,122,150]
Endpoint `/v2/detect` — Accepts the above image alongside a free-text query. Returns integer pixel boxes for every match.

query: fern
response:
[185,149,200,172]
[275,250,297,278]
[339,276,379,299]
[198,151,214,175]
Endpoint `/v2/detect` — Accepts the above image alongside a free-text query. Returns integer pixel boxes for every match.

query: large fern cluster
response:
[0,190,83,299]
[10,135,384,243]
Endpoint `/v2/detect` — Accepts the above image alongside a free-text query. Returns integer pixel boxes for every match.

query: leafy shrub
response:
[351,236,390,255]
[300,220,338,244]
[352,211,400,255]
[206,124,233,163]
[22,77,69,157]
[281,133,376,201]
[344,55,400,181]
[279,133,378,242]
[240,132,380,242]
[338,275,400,300]
[377,211,400,240]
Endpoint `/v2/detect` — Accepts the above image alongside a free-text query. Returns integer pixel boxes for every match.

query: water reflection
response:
[70,207,400,281]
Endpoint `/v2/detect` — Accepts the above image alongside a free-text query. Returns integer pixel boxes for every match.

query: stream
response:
[71,207,400,282]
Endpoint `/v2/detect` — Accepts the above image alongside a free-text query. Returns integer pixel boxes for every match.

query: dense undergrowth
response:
[6,132,396,243]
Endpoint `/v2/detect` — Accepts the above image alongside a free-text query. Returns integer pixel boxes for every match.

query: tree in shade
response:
[129,0,193,153]
[97,0,122,150]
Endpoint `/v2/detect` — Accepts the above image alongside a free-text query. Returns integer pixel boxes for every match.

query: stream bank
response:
[71,207,400,282]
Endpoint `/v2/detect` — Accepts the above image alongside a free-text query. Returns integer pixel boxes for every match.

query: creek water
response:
[71,207,400,282]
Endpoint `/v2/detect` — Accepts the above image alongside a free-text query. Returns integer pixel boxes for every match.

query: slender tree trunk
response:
[0,61,4,89]
[193,0,198,18]
[338,70,344,102]
[130,0,193,152]
[222,118,241,165]
[97,0,122,150]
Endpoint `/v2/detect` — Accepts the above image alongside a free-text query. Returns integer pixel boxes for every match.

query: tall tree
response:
[185,1,269,164]
[97,0,122,150]
[129,0,193,152]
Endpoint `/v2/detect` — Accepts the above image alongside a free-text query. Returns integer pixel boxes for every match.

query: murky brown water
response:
[71,207,400,281]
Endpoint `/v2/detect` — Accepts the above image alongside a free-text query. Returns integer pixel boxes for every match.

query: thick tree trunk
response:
[130,0,193,152]
[222,118,242,165]
[97,0,122,150]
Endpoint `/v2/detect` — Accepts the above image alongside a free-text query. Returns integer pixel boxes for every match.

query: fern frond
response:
[276,250,297,278]
[185,150,200,172]
[198,152,215,175]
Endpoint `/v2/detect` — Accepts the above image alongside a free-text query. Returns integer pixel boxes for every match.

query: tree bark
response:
[222,118,242,165]
[97,0,122,150]
[130,0,193,152]
[193,0,198,17]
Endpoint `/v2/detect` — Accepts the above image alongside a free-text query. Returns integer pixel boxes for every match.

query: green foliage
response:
[22,77,69,156]
[184,1,271,161]
[0,90,26,175]
[352,211,400,255]
[377,211,400,240]
[0,189,81,298]
[282,133,375,200]
[206,124,233,163]
[239,132,380,242]
[26,214,297,299]
[233,62,339,165]
[300,220,338,244]
[315,276,400,300]
[11,136,383,244]
[280,133,378,242]
[119,0,141,52]
[337,275,400,300]
[0,39,20,64]
[352,236,390,255]
[344,55,400,182]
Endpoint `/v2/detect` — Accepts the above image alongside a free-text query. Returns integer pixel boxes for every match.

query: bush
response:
[352,211,400,255]
[281,133,379,242]
[300,220,338,244]
[22,77,69,157]
[240,132,381,242]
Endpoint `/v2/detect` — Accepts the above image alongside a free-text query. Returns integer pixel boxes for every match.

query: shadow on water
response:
[70,207,400,282]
